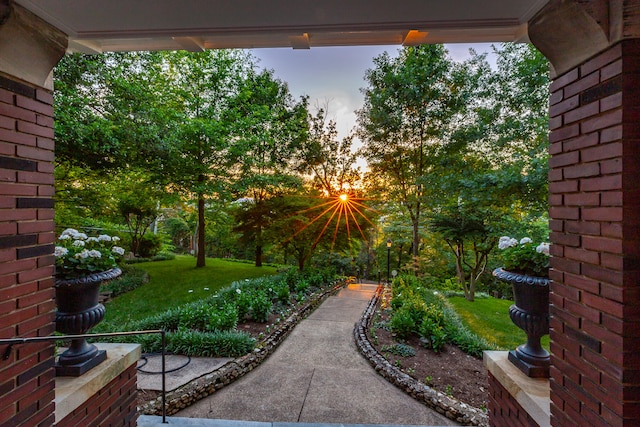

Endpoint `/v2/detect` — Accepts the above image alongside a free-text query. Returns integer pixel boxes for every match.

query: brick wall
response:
[547,40,640,427]
[55,364,139,427]
[0,74,57,426]
[488,372,540,427]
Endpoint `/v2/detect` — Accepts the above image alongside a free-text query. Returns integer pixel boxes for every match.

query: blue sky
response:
[251,43,497,142]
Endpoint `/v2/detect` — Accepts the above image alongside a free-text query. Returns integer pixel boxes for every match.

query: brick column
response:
[0,75,57,427]
[547,39,640,427]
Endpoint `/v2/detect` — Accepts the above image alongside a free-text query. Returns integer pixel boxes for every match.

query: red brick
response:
[549,219,564,232]
[550,256,581,274]
[0,259,37,276]
[550,141,563,155]
[15,145,54,162]
[36,160,54,174]
[16,171,54,185]
[0,208,37,221]
[35,114,54,128]
[550,194,563,206]
[0,183,37,196]
[14,95,53,116]
[17,289,54,309]
[601,59,623,81]
[564,272,600,294]
[550,207,580,220]
[0,128,37,146]
[0,141,16,155]
[550,244,564,257]
[600,92,622,112]
[581,175,622,192]
[564,192,600,206]
[0,102,36,123]
[583,235,623,254]
[550,151,580,169]
[583,263,623,286]
[550,94,580,118]
[600,125,623,143]
[37,185,54,197]
[36,136,54,151]
[602,313,624,334]
[17,265,53,284]
[17,220,54,234]
[16,121,54,139]
[564,101,599,124]
[551,68,579,92]
[565,71,600,98]
[582,207,622,221]
[550,115,563,130]
[600,159,622,175]
[550,89,564,106]
[35,89,53,105]
[601,222,623,240]
[549,180,579,194]
[582,291,624,318]
[16,313,52,335]
[563,133,599,152]
[564,163,600,179]
[581,43,621,76]
[550,231,581,247]
[549,168,563,181]
[550,123,580,143]
[581,109,623,134]
[600,282,624,303]
[0,168,16,183]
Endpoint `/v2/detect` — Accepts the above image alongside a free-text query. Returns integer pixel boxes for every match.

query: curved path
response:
[175,283,458,426]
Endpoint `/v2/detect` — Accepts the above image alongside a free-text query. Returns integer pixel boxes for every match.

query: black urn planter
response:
[54,268,121,376]
[493,267,550,378]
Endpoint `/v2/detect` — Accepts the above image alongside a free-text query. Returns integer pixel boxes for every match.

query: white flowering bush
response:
[54,228,125,279]
[497,236,550,276]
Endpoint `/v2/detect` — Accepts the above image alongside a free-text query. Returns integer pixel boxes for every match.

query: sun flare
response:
[339,194,348,202]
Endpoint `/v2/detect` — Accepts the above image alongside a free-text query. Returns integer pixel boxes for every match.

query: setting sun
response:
[339,194,348,202]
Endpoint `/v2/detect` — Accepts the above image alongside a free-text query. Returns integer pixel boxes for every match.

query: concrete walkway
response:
[159,283,457,426]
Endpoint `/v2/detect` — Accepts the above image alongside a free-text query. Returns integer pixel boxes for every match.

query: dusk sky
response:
[251,43,497,143]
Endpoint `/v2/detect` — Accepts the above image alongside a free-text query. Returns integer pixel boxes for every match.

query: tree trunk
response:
[412,219,420,273]
[255,245,263,267]
[196,195,206,268]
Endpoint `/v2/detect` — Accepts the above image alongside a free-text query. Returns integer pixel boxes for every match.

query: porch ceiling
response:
[15,0,550,53]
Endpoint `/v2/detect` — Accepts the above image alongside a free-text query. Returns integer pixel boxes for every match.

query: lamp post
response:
[386,239,392,284]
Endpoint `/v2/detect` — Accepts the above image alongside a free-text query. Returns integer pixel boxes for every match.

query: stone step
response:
[137,416,449,427]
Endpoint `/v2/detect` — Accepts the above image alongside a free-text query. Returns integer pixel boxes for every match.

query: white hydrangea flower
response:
[72,240,85,247]
[87,250,102,258]
[498,236,518,250]
[112,246,125,256]
[59,234,72,241]
[97,234,112,242]
[75,249,90,259]
[112,236,121,242]
[236,288,242,294]
[520,237,533,244]
[61,228,79,237]
[86,237,99,243]
[54,246,68,257]
[74,232,88,240]
[536,242,550,256]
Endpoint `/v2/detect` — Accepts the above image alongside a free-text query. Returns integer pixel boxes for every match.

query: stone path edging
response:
[140,280,347,416]
[353,285,489,427]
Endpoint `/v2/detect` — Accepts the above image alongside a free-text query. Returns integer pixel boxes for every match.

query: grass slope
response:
[448,296,550,351]
[102,255,278,326]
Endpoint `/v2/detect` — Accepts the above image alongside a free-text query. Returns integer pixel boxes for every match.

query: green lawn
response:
[448,296,550,351]
[101,255,278,326]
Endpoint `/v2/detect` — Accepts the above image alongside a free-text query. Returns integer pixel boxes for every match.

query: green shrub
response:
[295,279,310,294]
[168,329,255,357]
[389,307,416,339]
[138,233,164,258]
[207,303,238,331]
[275,281,290,304]
[235,290,252,320]
[381,343,416,357]
[419,317,447,352]
[135,306,182,331]
[250,291,272,323]
[151,251,176,261]
[101,266,148,297]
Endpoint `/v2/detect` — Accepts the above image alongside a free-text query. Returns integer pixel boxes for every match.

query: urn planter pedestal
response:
[493,267,550,378]
[54,268,121,376]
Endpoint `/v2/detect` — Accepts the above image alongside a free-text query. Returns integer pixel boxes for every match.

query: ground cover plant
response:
[99,255,279,326]
[95,260,340,357]
[448,295,550,351]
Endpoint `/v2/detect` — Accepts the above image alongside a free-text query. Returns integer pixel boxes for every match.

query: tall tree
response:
[160,50,252,267]
[226,68,309,266]
[357,45,472,270]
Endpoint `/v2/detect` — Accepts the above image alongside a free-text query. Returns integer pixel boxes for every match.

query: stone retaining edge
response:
[139,280,348,416]
[353,285,489,427]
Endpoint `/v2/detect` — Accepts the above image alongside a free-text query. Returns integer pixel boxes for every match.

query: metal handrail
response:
[0,330,168,424]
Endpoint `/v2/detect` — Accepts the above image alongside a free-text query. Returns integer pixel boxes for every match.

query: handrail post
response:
[162,330,167,423]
